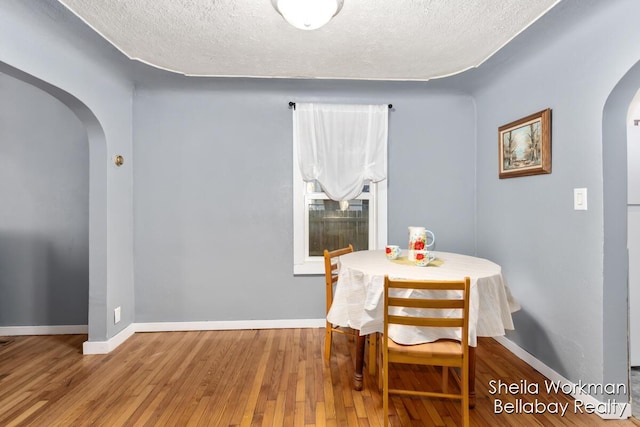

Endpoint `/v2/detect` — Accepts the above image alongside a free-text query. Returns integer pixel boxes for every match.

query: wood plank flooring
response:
[0,330,638,426]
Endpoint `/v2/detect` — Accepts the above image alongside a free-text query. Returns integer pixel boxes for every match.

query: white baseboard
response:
[0,325,88,336]
[493,336,631,420]
[3,319,324,355]
[134,318,325,332]
[82,323,136,355]
[81,318,324,354]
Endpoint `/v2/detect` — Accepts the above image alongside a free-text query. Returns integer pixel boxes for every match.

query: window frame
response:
[293,147,387,275]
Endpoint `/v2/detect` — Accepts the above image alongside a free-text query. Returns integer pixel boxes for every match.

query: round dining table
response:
[326,249,521,405]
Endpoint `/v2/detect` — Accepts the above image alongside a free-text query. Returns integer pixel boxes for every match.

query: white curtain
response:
[293,102,388,201]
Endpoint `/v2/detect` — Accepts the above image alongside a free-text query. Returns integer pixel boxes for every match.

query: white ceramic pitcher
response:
[408,226,435,261]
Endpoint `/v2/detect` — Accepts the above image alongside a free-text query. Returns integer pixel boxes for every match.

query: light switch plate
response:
[574,188,588,210]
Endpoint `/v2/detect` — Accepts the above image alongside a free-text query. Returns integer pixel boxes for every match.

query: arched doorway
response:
[0,61,108,345]
[603,58,640,418]
[0,71,89,328]
[627,90,640,417]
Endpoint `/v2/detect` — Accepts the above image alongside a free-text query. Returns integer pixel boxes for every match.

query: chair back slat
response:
[388,315,464,328]
[387,297,465,309]
[389,280,467,291]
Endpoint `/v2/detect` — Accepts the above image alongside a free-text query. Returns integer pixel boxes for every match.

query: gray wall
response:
[133,79,476,321]
[0,0,135,341]
[472,0,640,392]
[0,72,88,326]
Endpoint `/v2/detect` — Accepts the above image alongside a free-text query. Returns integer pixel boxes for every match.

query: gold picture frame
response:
[498,108,551,179]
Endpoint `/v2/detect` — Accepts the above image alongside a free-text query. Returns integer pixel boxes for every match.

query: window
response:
[291,102,389,275]
[293,159,387,275]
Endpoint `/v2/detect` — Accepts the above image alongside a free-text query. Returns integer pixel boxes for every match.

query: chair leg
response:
[377,334,384,391]
[324,323,332,363]
[442,366,449,393]
[382,354,389,427]
[462,365,470,427]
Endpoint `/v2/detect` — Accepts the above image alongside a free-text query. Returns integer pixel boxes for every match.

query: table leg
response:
[354,334,366,391]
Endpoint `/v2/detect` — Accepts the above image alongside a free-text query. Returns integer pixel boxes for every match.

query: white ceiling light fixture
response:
[273,0,344,31]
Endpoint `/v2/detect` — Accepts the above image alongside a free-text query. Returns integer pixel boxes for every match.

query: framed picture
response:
[498,108,551,178]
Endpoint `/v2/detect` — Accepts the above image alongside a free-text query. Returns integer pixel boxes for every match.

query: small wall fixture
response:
[272,0,344,31]
[114,155,124,167]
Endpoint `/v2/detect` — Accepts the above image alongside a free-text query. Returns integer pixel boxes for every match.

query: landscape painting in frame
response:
[498,108,551,178]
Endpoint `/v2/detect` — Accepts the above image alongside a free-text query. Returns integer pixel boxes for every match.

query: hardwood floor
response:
[0,329,637,426]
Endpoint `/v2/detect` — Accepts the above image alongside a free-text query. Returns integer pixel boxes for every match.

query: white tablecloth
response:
[326,250,520,346]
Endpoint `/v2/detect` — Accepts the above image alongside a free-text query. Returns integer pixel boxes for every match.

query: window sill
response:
[294,261,324,275]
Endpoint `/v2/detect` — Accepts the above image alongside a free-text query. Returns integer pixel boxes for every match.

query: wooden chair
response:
[323,245,356,362]
[382,276,471,427]
[324,245,378,374]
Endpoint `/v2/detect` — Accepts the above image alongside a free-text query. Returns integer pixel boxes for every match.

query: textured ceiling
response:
[57,0,561,81]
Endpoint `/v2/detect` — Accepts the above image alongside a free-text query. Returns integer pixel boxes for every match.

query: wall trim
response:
[135,318,325,332]
[0,325,88,336]
[82,323,136,355]
[494,336,631,420]
[79,318,325,354]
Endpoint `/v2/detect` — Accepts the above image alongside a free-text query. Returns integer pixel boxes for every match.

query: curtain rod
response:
[288,102,392,110]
